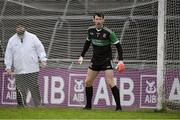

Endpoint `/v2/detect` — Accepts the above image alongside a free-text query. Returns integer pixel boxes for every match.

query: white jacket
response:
[5,31,47,74]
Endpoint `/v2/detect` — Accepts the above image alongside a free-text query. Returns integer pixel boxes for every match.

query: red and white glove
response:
[78,56,83,65]
[115,61,125,73]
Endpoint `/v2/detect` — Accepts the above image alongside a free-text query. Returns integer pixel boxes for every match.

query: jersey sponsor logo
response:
[96,32,100,37]
[90,32,94,35]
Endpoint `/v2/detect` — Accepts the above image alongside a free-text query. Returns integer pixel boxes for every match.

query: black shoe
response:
[115,108,122,111]
[83,107,91,110]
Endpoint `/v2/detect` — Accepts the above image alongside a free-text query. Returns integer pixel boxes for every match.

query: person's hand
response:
[6,69,13,75]
[40,61,47,68]
[78,56,83,64]
[115,61,125,73]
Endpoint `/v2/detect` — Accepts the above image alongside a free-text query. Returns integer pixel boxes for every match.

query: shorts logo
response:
[89,62,93,68]
[106,66,111,69]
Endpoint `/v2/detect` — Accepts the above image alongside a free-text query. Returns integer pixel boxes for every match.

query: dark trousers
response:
[15,72,41,107]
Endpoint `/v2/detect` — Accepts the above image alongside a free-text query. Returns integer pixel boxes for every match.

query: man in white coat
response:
[4,21,47,107]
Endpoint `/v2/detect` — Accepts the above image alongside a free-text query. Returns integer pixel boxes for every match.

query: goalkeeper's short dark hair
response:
[93,12,104,19]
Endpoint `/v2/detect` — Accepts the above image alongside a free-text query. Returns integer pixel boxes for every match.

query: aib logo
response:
[73,79,84,103]
[2,74,17,104]
[145,80,156,103]
[146,80,156,94]
[6,76,16,100]
[68,74,86,107]
[74,80,84,92]
[140,75,157,108]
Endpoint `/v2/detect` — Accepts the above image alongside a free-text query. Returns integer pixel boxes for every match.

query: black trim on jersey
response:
[81,40,91,57]
[115,43,123,60]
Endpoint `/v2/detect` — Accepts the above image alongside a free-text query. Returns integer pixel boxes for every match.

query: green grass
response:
[0,107,179,119]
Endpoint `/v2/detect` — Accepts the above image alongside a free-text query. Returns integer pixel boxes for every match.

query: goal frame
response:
[157,0,166,110]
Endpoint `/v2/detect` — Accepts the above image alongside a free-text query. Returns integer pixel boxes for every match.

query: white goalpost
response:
[157,0,180,111]
[157,0,166,110]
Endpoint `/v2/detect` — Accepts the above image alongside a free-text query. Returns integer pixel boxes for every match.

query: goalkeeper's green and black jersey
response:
[81,26,123,65]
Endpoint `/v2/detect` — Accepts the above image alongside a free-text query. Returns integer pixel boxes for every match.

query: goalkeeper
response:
[78,12,124,111]
[4,21,47,107]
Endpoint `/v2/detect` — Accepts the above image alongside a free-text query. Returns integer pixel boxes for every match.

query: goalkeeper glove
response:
[115,61,125,73]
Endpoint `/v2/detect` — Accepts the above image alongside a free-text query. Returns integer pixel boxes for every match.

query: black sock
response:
[16,88,26,107]
[85,86,93,108]
[111,86,122,110]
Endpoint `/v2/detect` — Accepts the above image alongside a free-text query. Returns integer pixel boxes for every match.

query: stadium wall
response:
[0,68,179,109]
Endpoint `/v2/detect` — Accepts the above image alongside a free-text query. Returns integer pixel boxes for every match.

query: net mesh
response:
[164,0,180,111]
[0,0,179,110]
[1,0,159,62]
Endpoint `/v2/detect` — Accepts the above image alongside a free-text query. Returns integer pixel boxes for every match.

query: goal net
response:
[0,0,179,110]
[163,0,180,111]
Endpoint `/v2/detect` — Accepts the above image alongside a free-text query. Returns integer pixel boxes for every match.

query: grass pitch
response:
[0,107,179,119]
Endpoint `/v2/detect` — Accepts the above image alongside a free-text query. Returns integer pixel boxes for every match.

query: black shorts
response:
[89,60,114,71]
